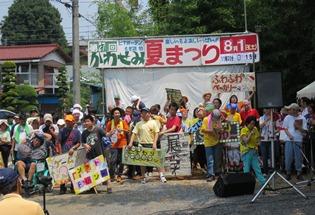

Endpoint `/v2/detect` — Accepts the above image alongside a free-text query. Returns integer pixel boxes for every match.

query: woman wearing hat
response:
[0,120,11,167]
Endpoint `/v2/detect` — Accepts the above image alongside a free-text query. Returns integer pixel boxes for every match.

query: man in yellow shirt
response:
[201,104,222,182]
[128,107,166,183]
[240,116,266,185]
[0,168,44,215]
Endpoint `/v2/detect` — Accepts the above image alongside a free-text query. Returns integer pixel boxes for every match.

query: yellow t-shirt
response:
[201,116,219,147]
[0,194,44,215]
[240,126,260,154]
[132,119,160,144]
[226,112,242,124]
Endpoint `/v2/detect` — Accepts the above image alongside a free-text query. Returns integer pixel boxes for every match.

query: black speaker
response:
[255,71,283,108]
[213,173,256,197]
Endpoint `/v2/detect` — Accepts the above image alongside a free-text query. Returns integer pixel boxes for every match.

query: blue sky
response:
[0,0,147,43]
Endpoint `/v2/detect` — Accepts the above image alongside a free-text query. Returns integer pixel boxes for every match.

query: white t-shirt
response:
[283,114,307,142]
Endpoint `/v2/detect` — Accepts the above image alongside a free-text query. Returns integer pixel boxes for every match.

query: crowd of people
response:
[1,93,315,200]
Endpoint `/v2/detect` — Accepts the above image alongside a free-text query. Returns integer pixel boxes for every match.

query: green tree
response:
[1,0,67,48]
[15,85,38,113]
[0,61,19,111]
[56,66,69,114]
[97,1,138,37]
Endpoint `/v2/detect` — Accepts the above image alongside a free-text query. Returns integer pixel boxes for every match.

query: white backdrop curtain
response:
[104,65,249,112]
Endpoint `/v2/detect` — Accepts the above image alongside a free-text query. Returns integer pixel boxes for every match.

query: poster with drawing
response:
[160,133,191,176]
[69,155,110,195]
[165,88,183,107]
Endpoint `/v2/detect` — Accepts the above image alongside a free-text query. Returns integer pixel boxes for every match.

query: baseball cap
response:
[0,168,19,188]
[140,107,150,113]
[114,95,120,100]
[43,113,53,123]
[64,114,75,122]
[0,119,9,127]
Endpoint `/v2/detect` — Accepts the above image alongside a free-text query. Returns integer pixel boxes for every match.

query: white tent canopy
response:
[297,81,315,99]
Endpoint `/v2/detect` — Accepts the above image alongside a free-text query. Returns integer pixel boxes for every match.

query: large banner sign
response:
[88,33,259,68]
[160,133,191,176]
[211,72,255,93]
[69,155,110,195]
[122,146,165,167]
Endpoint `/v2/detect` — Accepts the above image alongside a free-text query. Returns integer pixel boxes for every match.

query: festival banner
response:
[165,88,182,107]
[160,133,192,176]
[219,122,240,144]
[46,148,86,186]
[211,72,255,93]
[0,152,4,168]
[122,146,165,167]
[69,155,110,195]
[88,33,260,68]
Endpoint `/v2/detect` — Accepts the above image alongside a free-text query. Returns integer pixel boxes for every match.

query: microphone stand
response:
[251,108,307,203]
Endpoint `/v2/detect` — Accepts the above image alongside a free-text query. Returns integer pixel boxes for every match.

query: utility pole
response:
[72,0,80,104]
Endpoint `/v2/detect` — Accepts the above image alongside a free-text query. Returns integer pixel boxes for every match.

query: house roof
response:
[0,44,71,62]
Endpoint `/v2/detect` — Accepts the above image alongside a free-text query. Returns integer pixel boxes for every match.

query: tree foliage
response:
[148,0,315,103]
[56,66,69,114]
[15,85,38,113]
[0,61,19,111]
[1,0,67,48]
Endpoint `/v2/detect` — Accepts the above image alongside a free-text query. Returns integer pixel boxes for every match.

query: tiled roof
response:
[0,44,68,61]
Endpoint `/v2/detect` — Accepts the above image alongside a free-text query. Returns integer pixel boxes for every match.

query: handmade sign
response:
[69,155,110,194]
[46,149,85,186]
[0,152,4,168]
[160,133,191,176]
[165,88,183,107]
[219,122,240,144]
[211,72,255,93]
[122,146,165,167]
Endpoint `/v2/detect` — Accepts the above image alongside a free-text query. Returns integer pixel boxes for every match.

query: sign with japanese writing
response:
[219,122,240,144]
[69,155,110,195]
[165,88,182,107]
[160,133,191,176]
[46,148,86,187]
[122,146,165,167]
[88,33,259,68]
[211,72,255,93]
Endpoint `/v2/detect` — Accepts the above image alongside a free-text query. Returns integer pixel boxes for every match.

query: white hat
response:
[57,119,65,126]
[130,95,139,102]
[72,109,83,120]
[0,119,9,127]
[43,113,53,123]
[285,103,300,110]
[73,103,83,110]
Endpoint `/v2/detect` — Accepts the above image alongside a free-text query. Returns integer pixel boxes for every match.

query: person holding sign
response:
[128,107,166,184]
[106,107,129,183]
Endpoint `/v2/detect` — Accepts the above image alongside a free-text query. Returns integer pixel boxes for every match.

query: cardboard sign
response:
[122,146,165,167]
[165,88,183,106]
[160,133,192,176]
[69,155,110,194]
[219,122,240,143]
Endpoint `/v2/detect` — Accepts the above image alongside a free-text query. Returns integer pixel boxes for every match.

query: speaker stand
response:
[251,109,307,203]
